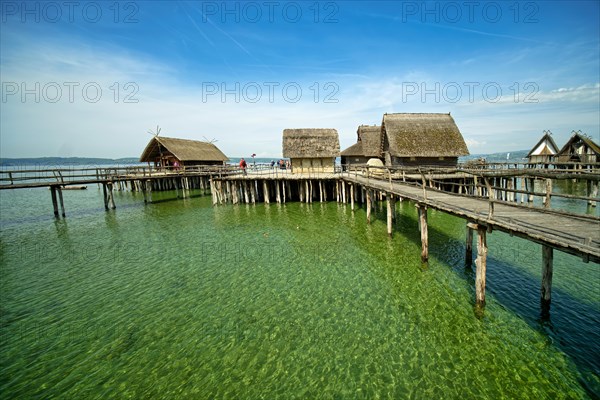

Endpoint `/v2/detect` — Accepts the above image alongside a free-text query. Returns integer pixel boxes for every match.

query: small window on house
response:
[439,157,445,160]
[410,157,416,161]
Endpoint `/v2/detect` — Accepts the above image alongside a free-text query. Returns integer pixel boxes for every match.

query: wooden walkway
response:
[342,174,600,263]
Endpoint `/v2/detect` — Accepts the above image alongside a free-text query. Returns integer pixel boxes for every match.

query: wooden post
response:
[50,186,60,218]
[319,181,323,202]
[342,181,346,204]
[484,178,494,219]
[386,193,393,237]
[417,204,428,262]
[543,179,552,208]
[263,180,269,204]
[350,183,355,211]
[146,180,153,203]
[243,182,250,204]
[541,245,553,316]
[366,190,372,224]
[475,225,488,306]
[102,183,109,210]
[590,181,599,207]
[527,178,534,205]
[107,182,116,209]
[465,222,474,267]
[57,187,66,217]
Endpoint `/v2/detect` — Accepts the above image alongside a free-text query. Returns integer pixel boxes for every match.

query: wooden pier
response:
[1,163,598,315]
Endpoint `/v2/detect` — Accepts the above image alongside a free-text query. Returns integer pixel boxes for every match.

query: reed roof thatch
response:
[341,125,382,157]
[282,129,340,158]
[139,136,229,163]
[340,141,364,156]
[358,125,382,157]
[382,113,469,157]
[556,132,600,156]
[527,132,559,157]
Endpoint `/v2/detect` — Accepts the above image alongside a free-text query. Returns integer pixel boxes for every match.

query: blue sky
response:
[1,0,599,158]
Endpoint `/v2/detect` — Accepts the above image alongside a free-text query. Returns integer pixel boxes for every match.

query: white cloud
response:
[1,34,599,159]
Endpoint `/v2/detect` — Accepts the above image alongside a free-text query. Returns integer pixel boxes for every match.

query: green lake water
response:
[0,186,598,399]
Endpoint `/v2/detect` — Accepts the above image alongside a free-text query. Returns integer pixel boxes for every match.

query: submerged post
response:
[366,189,372,224]
[57,186,66,217]
[475,225,488,306]
[50,186,60,218]
[386,193,393,237]
[107,182,116,209]
[465,222,474,267]
[541,245,554,317]
[417,204,428,262]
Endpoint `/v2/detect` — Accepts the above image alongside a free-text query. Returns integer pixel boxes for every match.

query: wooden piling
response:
[541,245,553,314]
[107,183,116,209]
[366,190,372,224]
[386,193,393,237]
[350,183,355,210]
[275,180,281,204]
[543,179,552,208]
[57,187,66,217]
[417,204,428,262]
[475,225,488,306]
[465,222,474,267]
[102,183,109,210]
[50,186,60,218]
[588,180,598,207]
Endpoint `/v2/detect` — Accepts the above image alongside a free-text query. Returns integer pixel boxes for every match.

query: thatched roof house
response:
[341,125,383,165]
[381,113,469,167]
[282,129,340,173]
[527,131,559,164]
[555,131,600,165]
[140,136,228,167]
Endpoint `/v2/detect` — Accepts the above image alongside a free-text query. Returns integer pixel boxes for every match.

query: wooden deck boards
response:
[343,175,600,263]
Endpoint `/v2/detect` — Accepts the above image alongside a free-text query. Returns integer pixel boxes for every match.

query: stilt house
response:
[282,129,340,173]
[341,125,383,165]
[381,113,469,167]
[527,131,559,164]
[555,131,600,165]
[140,136,228,167]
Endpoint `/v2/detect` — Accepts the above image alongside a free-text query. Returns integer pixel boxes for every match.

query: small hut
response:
[282,129,340,173]
[139,136,228,167]
[526,131,559,164]
[381,113,469,167]
[340,125,383,166]
[555,131,600,165]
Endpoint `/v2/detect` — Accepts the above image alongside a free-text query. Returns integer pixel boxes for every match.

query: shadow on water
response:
[359,200,600,398]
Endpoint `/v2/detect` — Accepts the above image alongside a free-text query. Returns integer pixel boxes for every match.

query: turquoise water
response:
[0,187,598,398]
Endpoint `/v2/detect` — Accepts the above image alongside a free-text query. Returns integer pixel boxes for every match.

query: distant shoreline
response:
[0,150,529,166]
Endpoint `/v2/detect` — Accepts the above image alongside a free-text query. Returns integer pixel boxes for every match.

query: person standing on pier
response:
[240,158,247,175]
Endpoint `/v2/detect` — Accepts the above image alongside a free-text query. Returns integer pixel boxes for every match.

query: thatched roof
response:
[282,129,340,158]
[527,132,559,157]
[556,132,600,156]
[382,113,469,157]
[340,141,364,156]
[341,125,382,157]
[358,125,382,157]
[139,136,228,162]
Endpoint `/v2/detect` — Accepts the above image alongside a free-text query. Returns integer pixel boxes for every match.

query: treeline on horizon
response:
[0,150,529,166]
